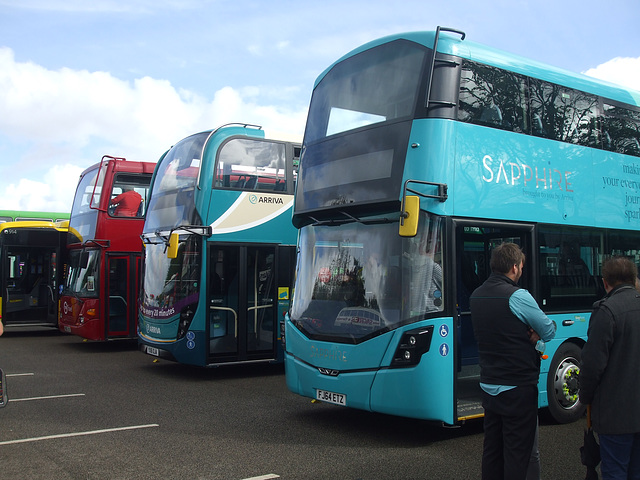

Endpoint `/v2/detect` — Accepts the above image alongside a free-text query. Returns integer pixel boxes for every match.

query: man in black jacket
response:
[471,243,556,480]
[580,256,640,480]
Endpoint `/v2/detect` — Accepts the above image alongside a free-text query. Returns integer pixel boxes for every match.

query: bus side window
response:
[537,226,601,311]
[458,60,527,134]
[602,104,640,158]
[215,138,287,192]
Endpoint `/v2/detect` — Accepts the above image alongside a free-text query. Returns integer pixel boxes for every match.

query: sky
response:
[0,0,639,213]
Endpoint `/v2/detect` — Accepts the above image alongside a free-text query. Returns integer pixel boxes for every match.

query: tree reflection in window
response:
[459,62,527,133]
[529,80,599,146]
[457,59,640,156]
[603,104,640,156]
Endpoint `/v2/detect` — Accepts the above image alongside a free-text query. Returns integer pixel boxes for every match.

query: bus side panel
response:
[370,318,455,423]
[536,312,589,408]
[453,122,596,228]
[207,191,297,244]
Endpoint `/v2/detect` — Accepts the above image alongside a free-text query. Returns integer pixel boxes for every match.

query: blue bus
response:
[284,27,640,425]
[139,124,300,367]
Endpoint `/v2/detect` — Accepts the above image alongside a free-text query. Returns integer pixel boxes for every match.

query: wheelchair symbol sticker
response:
[439,324,449,338]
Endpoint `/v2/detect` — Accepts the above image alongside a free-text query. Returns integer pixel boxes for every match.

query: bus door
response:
[45,251,58,323]
[453,220,534,421]
[3,245,58,326]
[208,245,278,363]
[106,255,136,338]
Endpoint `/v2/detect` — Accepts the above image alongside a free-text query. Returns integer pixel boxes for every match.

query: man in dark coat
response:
[580,256,640,480]
[471,242,556,480]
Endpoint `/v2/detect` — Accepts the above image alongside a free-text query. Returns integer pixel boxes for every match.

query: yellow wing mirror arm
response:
[399,179,448,237]
[161,225,212,259]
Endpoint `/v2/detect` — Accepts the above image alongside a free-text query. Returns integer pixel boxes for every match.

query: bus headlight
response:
[176,304,196,340]
[391,326,434,367]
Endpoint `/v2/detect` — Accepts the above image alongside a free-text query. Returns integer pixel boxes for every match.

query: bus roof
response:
[316,30,640,108]
[0,219,70,233]
[79,156,157,178]
[0,209,70,222]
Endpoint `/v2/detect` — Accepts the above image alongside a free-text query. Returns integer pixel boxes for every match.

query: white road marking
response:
[240,475,280,480]
[10,393,86,402]
[6,373,34,377]
[0,424,160,446]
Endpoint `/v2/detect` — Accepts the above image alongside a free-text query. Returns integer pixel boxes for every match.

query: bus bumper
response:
[284,316,456,423]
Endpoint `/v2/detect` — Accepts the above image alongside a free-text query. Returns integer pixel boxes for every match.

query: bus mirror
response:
[167,233,179,259]
[399,195,420,237]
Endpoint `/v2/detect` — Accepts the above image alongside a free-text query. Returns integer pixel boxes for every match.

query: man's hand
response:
[527,328,540,345]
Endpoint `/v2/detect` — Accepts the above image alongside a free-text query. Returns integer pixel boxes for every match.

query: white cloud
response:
[2,164,84,212]
[0,47,306,213]
[583,56,640,92]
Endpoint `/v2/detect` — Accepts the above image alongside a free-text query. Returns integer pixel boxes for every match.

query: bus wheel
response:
[546,342,585,424]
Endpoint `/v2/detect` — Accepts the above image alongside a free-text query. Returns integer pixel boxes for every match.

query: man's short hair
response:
[602,256,638,287]
[490,242,525,274]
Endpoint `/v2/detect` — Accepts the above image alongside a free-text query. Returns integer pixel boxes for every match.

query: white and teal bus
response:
[139,124,300,367]
[284,27,640,425]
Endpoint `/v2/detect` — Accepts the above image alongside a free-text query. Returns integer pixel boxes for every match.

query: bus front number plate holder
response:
[316,389,346,406]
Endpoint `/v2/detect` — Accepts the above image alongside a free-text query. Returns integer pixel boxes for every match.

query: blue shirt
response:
[480,288,556,395]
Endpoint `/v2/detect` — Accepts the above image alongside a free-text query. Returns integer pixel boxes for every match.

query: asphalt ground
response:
[0,327,591,479]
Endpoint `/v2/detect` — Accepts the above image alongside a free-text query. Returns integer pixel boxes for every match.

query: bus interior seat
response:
[532,114,545,137]
[244,176,257,189]
[600,130,612,150]
[479,103,503,126]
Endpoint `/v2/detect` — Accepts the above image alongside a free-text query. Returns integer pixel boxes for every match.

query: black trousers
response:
[481,385,539,480]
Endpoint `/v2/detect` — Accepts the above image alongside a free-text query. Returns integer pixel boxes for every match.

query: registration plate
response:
[146,346,160,357]
[316,389,346,406]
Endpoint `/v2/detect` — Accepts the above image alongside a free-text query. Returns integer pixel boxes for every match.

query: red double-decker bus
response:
[59,156,155,341]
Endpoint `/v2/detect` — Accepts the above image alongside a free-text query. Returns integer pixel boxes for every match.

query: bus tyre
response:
[546,342,585,424]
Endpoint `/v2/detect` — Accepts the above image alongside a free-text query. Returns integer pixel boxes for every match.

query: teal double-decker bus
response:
[284,27,640,425]
[139,124,300,367]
